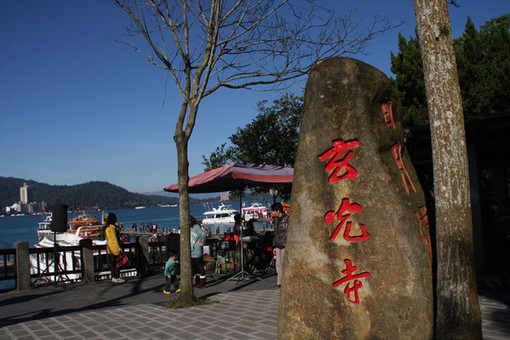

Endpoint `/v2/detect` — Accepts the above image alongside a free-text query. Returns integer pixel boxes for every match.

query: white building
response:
[20,183,28,204]
[220,192,230,201]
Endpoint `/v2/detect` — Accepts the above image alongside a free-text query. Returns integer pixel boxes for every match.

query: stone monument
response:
[278,58,433,339]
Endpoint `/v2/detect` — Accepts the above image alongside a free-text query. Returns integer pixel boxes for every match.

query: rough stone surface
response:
[278,57,433,339]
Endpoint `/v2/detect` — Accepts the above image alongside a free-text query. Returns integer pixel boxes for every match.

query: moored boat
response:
[242,202,270,221]
[67,211,102,229]
[158,204,177,208]
[37,211,104,240]
[37,213,53,241]
[202,203,239,225]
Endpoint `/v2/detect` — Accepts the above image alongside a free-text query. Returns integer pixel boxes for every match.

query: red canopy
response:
[164,162,294,193]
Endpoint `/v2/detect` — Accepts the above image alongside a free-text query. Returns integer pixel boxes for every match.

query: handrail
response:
[29,245,83,286]
[1,236,272,291]
[0,248,16,281]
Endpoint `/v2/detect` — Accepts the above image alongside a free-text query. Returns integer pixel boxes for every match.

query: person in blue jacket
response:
[163,251,180,294]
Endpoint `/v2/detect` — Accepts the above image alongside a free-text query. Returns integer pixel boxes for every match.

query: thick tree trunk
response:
[174,131,193,302]
[414,1,482,338]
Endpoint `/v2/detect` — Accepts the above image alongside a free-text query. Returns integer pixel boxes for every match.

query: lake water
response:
[0,202,245,248]
[0,202,271,290]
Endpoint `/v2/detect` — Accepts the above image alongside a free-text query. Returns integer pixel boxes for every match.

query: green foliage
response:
[391,14,510,128]
[201,93,303,200]
[0,177,179,210]
[201,143,234,172]
[456,15,510,116]
[203,93,302,168]
[229,93,302,167]
[390,32,428,127]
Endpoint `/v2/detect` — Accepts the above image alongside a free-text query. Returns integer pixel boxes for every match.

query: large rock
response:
[278,58,433,339]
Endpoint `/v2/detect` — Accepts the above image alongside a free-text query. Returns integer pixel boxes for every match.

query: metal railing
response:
[92,243,138,281]
[27,240,167,286]
[147,241,166,267]
[0,248,16,281]
[29,245,83,286]
[1,237,269,290]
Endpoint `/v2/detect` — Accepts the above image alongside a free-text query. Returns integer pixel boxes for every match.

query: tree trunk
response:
[414,0,482,338]
[174,130,193,303]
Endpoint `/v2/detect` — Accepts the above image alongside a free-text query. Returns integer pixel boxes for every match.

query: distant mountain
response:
[144,190,178,197]
[143,190,275,204]
[0,177,180,210]
[144,190,220,200]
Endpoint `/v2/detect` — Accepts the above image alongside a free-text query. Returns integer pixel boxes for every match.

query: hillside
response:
[0,177,183,210]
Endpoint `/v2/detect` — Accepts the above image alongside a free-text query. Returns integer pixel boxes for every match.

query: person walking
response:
[163,251,180,294]
[190,216,207,288]
[105,213,125,284]
[271,203,288,288]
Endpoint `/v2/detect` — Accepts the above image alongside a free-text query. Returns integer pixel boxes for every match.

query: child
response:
[163,251,180,294]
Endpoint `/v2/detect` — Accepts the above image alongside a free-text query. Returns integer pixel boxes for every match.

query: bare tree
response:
[414,0,482,338]
[115,0,396,303]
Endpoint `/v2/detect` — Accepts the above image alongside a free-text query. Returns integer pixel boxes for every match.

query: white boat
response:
[202,203,239,225]
[242,202,270,221]
[37,213,53,241]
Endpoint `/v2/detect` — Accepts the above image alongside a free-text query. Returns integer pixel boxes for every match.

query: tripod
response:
[227,220,262,284]
[52,231,69,288]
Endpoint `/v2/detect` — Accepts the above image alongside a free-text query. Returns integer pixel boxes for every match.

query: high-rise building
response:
[20,183,28,204]
[220,191,230,201]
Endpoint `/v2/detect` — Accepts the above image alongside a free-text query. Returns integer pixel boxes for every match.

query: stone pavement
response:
[0,272,508,339]
[477,277,510,340]
[0,289,278,340]
[0,272,279,340]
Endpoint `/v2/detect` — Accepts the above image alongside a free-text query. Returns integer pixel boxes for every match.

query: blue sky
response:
[1,1,508,193]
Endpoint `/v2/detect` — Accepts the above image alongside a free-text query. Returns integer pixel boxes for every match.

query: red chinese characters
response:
[333,259,372,304]
[415,206,433,261]
[319,139,360,183]
[382,103,433,262]
[324,198,370,242]
[381,101,396,129]
[391,142,417,195]
[320,138,371,305]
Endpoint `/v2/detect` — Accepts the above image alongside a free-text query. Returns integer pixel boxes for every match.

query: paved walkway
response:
[0,273,508,339]
[477,278,510,340]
